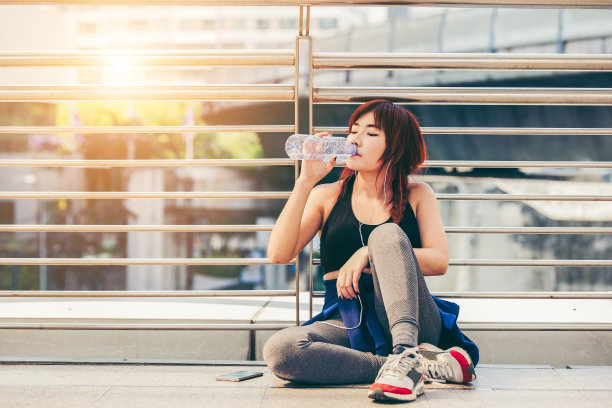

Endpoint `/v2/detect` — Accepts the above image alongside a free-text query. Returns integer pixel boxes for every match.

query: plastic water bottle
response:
[285,134,357,163]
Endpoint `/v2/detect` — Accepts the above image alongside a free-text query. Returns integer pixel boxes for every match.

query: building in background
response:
[0,5,610,292]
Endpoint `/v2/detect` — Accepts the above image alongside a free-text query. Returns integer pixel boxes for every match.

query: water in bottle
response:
[285,134,357,163]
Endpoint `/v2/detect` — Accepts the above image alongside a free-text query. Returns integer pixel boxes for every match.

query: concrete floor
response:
[1,363,611,408]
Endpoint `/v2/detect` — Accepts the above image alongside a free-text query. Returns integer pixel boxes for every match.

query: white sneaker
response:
[418,343,476,384]
[368,346,425,402]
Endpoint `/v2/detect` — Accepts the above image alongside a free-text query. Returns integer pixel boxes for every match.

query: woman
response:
[264,100,478,402]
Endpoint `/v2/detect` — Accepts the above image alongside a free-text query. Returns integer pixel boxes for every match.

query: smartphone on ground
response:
[215,371,264,382]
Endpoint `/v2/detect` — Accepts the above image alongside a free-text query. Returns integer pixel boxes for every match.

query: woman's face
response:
[345,111,387,172]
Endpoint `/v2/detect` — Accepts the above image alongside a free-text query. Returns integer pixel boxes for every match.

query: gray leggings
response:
[263,223,442,385]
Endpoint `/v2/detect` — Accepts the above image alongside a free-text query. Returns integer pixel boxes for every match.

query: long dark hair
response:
[336,99,427,223]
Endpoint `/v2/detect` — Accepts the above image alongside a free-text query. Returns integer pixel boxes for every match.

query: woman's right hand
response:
[297,132,337,186]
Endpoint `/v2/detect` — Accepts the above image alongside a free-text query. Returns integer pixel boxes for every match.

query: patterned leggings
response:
[263,223,442,384]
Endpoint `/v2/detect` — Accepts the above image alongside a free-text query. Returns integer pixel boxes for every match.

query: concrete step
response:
[1,293,610,366]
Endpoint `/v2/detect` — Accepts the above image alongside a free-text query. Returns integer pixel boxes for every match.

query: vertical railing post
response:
[293,4,312,325]
[294,17,301,326]
[305,5,314,320]
[294,4,314,322]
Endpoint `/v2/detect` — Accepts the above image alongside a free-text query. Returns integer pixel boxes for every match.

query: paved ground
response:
[1,363,611,408]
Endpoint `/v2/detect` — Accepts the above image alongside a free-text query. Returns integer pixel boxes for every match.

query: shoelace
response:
[420,358,454,381]
[381,351,419,379]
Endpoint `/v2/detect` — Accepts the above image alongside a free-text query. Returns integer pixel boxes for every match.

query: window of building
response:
[279,18,298,30]
[182,19,216,30]
[0,201,14,224]
[256,19,271,30]
[228,19,247,30]
[318,18,338,30]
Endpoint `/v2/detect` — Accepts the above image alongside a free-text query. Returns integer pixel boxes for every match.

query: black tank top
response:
[319,175,422,273]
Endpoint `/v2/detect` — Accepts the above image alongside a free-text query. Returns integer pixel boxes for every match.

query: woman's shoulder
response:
[406,181,435,211]
[312,179,343,202]
[311,179,344,221]
[407,181,434,195]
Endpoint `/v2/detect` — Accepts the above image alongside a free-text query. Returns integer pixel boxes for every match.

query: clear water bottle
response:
[285,134,357,163]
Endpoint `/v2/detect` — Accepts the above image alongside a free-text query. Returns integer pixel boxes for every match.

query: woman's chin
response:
[345,156,359,170]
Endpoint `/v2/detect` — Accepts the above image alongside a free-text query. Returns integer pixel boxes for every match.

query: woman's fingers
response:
[338,278,356,299]
[325,156,337,172]
[344,272,355,299]
[337,269,364,299]
[346,284,356,299]
[340,287,351,300]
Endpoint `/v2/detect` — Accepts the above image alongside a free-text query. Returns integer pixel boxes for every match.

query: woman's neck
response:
[354,169,390,202]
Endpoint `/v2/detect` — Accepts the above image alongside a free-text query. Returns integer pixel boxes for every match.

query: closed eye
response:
[350,131,379,136]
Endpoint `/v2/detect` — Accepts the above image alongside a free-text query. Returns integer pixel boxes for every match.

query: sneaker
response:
[417,343,476,384]
[368,346,425,402]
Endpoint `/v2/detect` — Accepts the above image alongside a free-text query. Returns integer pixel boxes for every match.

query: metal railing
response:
[1,0,611,8]
[0,0,611,337]
[0,19,304,327]
[303,2,612,322]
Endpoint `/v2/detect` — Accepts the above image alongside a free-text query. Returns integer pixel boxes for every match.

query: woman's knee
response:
[368,223,412,255]
[263,328,310,381]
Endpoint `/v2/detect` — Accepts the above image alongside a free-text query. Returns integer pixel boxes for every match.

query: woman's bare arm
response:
[267,179,325,264]
[267,133,338,264]
[411,183,450,276]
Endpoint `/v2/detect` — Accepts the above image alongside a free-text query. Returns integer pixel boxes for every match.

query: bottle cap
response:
[345,144,358,156]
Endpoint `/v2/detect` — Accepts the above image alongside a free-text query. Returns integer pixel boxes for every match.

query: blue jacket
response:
[302,274,479,366]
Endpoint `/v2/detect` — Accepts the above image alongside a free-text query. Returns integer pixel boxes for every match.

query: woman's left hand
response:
[337,246,370,300]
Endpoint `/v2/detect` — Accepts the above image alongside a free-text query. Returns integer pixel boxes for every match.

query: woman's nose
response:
[347,132,360,145]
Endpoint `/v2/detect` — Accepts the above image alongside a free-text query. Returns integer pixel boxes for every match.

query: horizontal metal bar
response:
[0,322,608,331]
[432,292,612,299]
[0,290,295,297]
[314,53,612,71]
[0,159,295,167]
[3,125,608,136]
[1,1,610,9]
[434,194,612,201]
[2,258,609,266]
[0,192,291,199]
[0,258,291,265]
[2,290,610,299]
[0,50,294,67]
[450,259,612,266]
[311,259,612,267]
[0,85,294,102]
[445,227,612,234]
[0,125,294,134]
[0,323,292,331]
[1,226,609,234]
[1,159,610,169]
[10,51,612,71]
[316,126,612,135]
[459,323,612,331]
[2,192,609,200]
[0,225,274,232]
[424,161,612,168]
[314,87,612,105]
[312,291,612,299]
